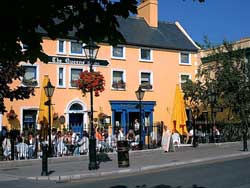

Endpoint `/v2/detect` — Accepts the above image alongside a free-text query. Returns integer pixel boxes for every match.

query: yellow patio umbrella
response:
[171,84,188,135]
[37,75,53,140]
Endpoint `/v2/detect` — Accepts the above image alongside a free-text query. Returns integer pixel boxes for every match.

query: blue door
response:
[69,113,83,138]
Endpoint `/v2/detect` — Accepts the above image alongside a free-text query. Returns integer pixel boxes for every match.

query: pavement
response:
[0,142,249,182]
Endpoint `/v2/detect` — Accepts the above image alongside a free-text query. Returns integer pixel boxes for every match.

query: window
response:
[70,41,83,55]
[23,110,37,134]
[140,72,153,90]
[57,40,66,54]
[57,66,66,87]
[140,48,152,61]
[112,70,126,89]
[180,73,191,88]
[111,46,125,59]
[180,52,191,65]
[22,65,38,86]
[70,68,83,87]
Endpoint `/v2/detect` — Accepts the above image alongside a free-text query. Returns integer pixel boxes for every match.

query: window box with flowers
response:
[140,82,152,90]
[112,80,126,90]
[22,78,38,87]
[76,70,105,97]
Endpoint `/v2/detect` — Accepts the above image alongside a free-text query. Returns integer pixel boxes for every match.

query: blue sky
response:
[158,0,250,46]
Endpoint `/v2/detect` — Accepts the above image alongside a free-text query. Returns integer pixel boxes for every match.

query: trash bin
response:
[117,140,129,168]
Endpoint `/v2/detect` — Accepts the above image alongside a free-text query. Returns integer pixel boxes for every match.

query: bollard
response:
[117,140,130,168]
[41,144,48,176]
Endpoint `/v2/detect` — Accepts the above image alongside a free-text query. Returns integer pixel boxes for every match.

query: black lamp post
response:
[44,79,55,157]
[208,87,216,143]
[135,86,145,150]
[83,40,100,170]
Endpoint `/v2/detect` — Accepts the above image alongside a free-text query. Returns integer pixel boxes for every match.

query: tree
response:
[0,0,206,114]
[193,41,250,150]
[0,0,138,114]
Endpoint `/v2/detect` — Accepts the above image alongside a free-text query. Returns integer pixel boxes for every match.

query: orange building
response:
[1,0,199,143]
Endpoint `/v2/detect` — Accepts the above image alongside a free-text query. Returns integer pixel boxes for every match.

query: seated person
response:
[126,129,136,146]
[172,132,181,147]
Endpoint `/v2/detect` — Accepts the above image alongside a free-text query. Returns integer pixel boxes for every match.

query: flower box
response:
[140,83,152,90]
[112,80,126,89]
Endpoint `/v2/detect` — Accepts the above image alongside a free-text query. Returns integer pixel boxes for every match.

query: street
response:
[1,156,250,188]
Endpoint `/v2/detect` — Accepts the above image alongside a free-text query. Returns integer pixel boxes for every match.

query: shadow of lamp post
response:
[44,79,55,157]
[83,40,100,170]
[135,86,145,150]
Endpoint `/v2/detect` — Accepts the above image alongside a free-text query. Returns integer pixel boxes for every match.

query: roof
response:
[117,17,198,52]
[37,16,198,52]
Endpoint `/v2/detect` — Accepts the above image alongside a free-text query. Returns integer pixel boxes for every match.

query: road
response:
[1,156,250,188]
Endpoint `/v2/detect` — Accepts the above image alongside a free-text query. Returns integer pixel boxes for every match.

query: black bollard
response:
[41,144,48,176]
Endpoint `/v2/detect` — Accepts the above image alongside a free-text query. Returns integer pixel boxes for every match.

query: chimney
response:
[137,0,158,28]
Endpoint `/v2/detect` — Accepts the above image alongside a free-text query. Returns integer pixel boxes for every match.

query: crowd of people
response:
[1,121,221,160]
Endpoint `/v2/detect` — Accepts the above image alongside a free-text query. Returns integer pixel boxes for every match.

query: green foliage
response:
[0,0,138,114]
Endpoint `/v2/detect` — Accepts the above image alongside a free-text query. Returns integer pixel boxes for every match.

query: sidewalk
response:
[0,142,249,182]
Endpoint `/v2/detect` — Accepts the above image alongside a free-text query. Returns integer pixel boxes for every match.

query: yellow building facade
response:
[1,0,199,142]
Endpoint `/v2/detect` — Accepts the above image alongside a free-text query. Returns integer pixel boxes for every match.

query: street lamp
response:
[208,87,216,143]
[83,40,100,170]
[135,86,145,150]
[44,79,55,157]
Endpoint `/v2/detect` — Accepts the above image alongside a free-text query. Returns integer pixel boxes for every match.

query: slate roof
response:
[117,16,198,52]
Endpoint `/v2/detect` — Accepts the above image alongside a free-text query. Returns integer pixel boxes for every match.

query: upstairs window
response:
[57,40,66,54]
[112,70,126,90]
[140,48,152,62]
[180,73,191,88]
[70,41,83,55]
[22,65,38,87]
[70,68,83,87]
[57,66,66,87]
[180,52,191,65]
[111,46,125,59]
[140,72,153,90]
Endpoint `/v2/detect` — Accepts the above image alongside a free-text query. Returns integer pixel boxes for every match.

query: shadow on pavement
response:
[97,152,112,164]
[110,184,208,188]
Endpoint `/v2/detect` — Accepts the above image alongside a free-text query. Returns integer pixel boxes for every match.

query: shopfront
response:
[110,100,156,144]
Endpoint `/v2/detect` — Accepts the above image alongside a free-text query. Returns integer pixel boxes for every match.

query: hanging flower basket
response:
[7,109,17,120]
[77,70,105,97]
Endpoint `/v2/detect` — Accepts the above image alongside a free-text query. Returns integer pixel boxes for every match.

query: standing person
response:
[118,127,125,141]
[161,123,172,152]
[2,133,11,160]
[134,119,140,135]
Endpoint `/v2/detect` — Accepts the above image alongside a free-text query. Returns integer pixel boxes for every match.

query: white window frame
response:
[57,66,66,88]
[21,63,40,87]
[111,46,126,60]
[57,39,66,54]
[111,69,126,90]
[69,66,84,88]
[179,52,191,65]
[139,70,153,90]
[69,41,84,56]
[179,73,191,85]
[139,48,153,62]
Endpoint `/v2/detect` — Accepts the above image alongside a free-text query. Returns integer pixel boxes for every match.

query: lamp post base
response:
[88,137,98,170]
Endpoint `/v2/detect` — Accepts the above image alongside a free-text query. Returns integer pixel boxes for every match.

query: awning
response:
[171,85,188,135]
[37,75,53,137]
